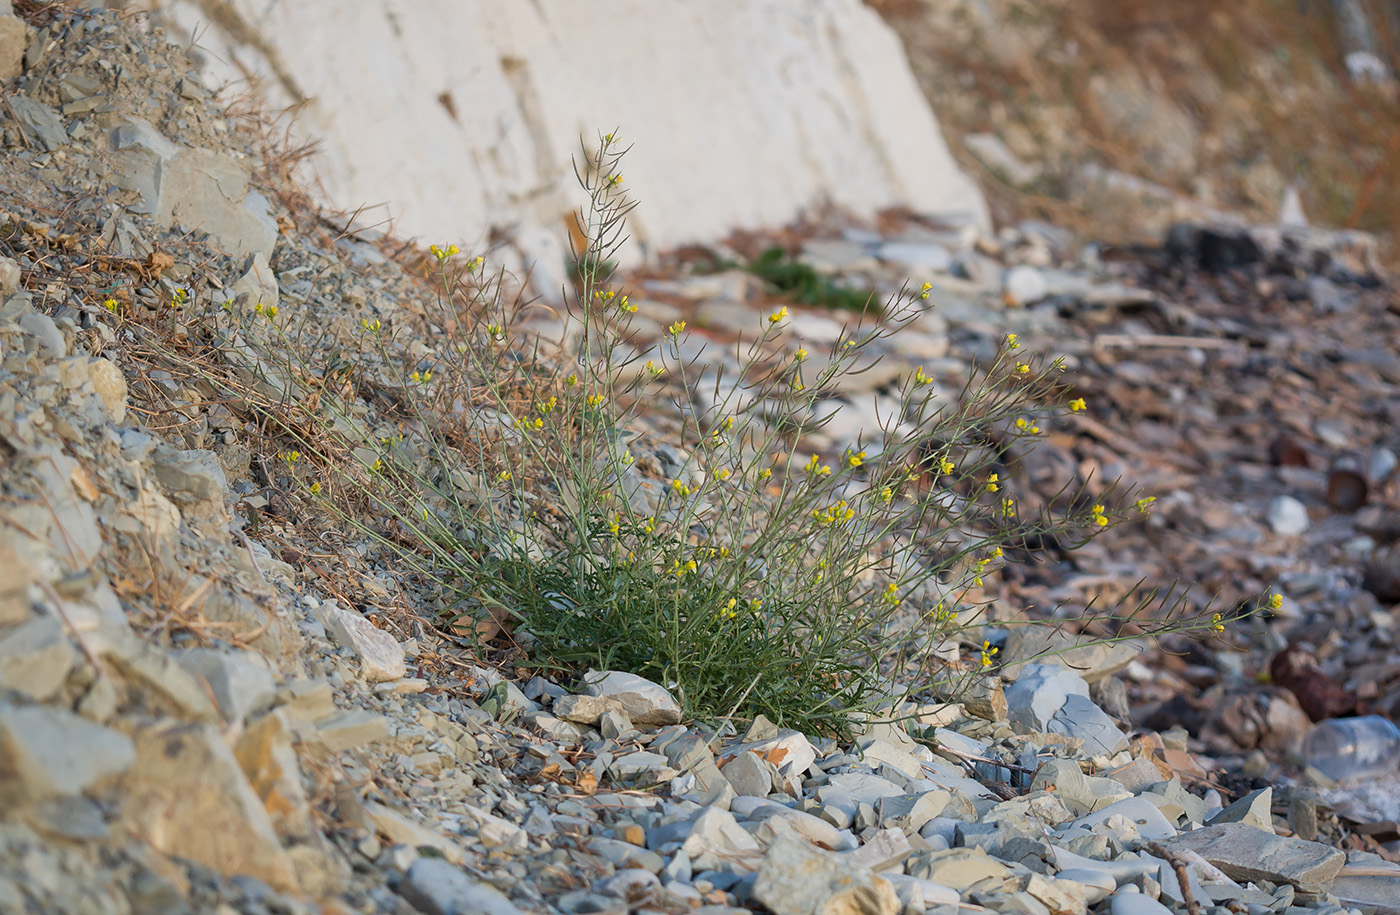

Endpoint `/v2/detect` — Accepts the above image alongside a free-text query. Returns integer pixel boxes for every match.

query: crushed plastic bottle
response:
[1301,715,1400,782]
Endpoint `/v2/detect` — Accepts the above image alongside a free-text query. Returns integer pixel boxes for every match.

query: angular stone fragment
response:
[121,722,297,891]
[397,856,524,915]
[678,807,761,872]
[555,670,681,726]
[1006,664,1127,756]
[312,709,391,753]
[320,604,405,682]
[722,750,774,797]
[173,647,277,725]
[1163,822,1344,893]
[1206,787,1272,831]
[754,833,899,915]
[0,702,135,804]
[0,615,76,701]
[906,847,1013,891]
[876,790,951,834]
[85,358,127,424]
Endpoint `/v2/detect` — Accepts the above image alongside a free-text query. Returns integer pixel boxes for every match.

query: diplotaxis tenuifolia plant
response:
[256,132,1248,736]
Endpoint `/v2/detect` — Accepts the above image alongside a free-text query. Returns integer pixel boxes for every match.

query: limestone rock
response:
[85,358,127,424]
[173,647,277,725]
[110,117,278,256]
[399,857,525,915]
[555,670,681,726]
[0,3,24,80]
[121,722,297,891]
[1207,787,1273,831]
[0,702,135,804]
[153,0,987,264]
[319,603,405,682]
[0,615,76,701]
[754,832,899,915]
[1006,664,1127,757]
[1163,822,1344,893]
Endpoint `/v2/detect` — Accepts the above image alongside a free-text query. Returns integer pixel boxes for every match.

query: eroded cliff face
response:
[130,0,987,272]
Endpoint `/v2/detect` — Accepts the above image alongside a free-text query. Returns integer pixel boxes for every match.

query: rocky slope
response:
[1,5,1399,915]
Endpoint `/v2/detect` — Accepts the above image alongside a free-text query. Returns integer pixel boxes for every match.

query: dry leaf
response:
[575,770,598,796]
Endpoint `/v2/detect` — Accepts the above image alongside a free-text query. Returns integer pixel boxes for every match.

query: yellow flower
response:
[758,468,773,481]
[845,450,865,469]
[804,454,831,476]
[1015,417,1041,435]
[360,318,382,334]
[498,470,512,482]
[1001,497,1015,517]
[646,360,662,376]
[878,486,893,502]
[794,348,808,362]
[913,367,932,387]
[103,298,119,312]
[1135,496,1156,513]
[716,468,731,481]
[790,377,806,392]
[985,473,999,493]
[643,518,656,534]
[619,294,637,313]
[411,370,434,384]
[721,598,739,620]
[1090,504,1108,527]
[882,582,900,607]
[309,481,322,495]
[1211,612,1225,633]
[938,456,955,476]
[667,320,686,337]
[1069,397,1086,412]
[1268,593,1283,611]
[920,282,932,300]
[980,640,999,667]
[990,546,1003,559]
[750,598,764,612]
[1006,332,1019,350]
[586,393,605,407]
[486,323,503,338]
[1015,362,1030,375]
[282,451,300,464]
[769,306,789,324]
[566,373,579,386]
[671,478,692,497]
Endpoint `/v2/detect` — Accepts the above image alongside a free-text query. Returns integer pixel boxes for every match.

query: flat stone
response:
[876,790,951,834]
[1055,869,1115,905]
[148,447,227,507]
[1207,787,1273,831]
[754,833,899,915]
[721,729,817,794]
[1006,664,1127,757]
[0,615,76,701]
[677,807,762,872]
[313,709,392,753]
[121,722,297,891]
[27,795,110,842]
[1162,822,1344,893]
[1104,758,1170,793]
[0,702,135,804]
[85,358,127,423]
[722,750,774,797]
[1072,796,1178,840]
[732,797,844,849]
[839,827,913,872]
[19,312,65,357]
[1030,759,1131,817]
[555,670,681,726]
[398,857,524,915]
[609,751,674,783]
[906,847,1013,890]
[319,603,405,682]
[520,710,585,745]
[999,625,1138,683]
[1110,891,1173,915]
[8,96,67,150]
[173,647,277,725]
[1267,495,1309,536]
[0,9,23,80]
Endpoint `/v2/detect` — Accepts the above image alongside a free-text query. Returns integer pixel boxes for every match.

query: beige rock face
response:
[121,722,298,892]
[133,0,986,273]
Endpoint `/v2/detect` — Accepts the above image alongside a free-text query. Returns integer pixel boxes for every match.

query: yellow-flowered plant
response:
[277,131,1246,734]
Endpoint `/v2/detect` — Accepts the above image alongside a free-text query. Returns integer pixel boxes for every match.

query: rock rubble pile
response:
[0,6,1397,915]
